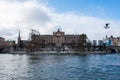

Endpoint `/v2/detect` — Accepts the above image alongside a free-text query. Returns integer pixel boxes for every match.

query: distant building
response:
[31,29,80,47]
[0,37,5,47]
[17,30,29,49]
[0,37,16,50]
[110,36,120,46]
[104,35,120,46]
[4,40,15,47]
[18,30,21,47]
[92,40,97,46]
[0,37,5,42]
[98,40,103,46]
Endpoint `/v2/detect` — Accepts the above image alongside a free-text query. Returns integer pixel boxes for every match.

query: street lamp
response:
[104,23,111,46]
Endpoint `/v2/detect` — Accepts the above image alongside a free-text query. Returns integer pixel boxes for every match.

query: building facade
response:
[110,36,120,46]
[0,37,5,48]
[4,40,15,47]
[104,35,120,46]
[31,29,80,47]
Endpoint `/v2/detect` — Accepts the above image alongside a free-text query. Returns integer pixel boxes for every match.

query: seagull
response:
[104,23,110,29]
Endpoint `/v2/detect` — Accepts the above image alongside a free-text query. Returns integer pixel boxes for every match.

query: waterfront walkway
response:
[7,50,109,55]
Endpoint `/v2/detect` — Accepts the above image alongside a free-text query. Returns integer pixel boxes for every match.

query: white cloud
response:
[0,0,119,41]
[51,13,120,40]
[0,0,53,40]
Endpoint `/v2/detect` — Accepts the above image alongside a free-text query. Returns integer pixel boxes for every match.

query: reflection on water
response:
[0,54,120,80]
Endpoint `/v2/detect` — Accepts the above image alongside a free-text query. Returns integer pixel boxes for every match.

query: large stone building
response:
[31,29,80,47]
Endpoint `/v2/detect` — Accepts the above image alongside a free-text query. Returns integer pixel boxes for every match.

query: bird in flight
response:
[104,23,110,29]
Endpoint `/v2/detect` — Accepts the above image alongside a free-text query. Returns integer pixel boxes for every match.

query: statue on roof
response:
[57,29,60,32]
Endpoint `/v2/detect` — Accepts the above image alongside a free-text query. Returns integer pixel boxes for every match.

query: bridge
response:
[106,46,120,53]
[85,45,120,53]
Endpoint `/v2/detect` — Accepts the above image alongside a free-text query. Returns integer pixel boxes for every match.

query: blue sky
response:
[47,0,120,20]
[0,0,120,40]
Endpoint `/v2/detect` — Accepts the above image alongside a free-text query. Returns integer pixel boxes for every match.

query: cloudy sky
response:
[0,0,120,41]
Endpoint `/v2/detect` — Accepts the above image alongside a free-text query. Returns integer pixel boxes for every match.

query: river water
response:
[0,53,120,80]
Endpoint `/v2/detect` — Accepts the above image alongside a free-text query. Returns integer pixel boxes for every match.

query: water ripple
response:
[0,54,120,80]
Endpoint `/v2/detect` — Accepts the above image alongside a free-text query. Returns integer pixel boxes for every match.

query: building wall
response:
[65,35,79,44]
[112,38,120,46]
[31,29,80,47]
[0,37,5,47]
[5,41,15,47]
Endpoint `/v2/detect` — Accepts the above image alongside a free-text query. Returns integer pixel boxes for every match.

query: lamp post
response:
[104,23,110,46]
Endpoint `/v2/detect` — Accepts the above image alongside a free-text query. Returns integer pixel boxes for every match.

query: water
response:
[0,53,120,80]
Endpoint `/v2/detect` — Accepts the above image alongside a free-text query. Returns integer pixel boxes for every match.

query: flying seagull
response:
[104,23,110,29]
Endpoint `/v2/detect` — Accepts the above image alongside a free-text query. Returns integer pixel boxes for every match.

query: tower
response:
[18,30,21,47]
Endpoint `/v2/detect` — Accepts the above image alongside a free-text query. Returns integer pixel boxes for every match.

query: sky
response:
[0,0,120,41]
